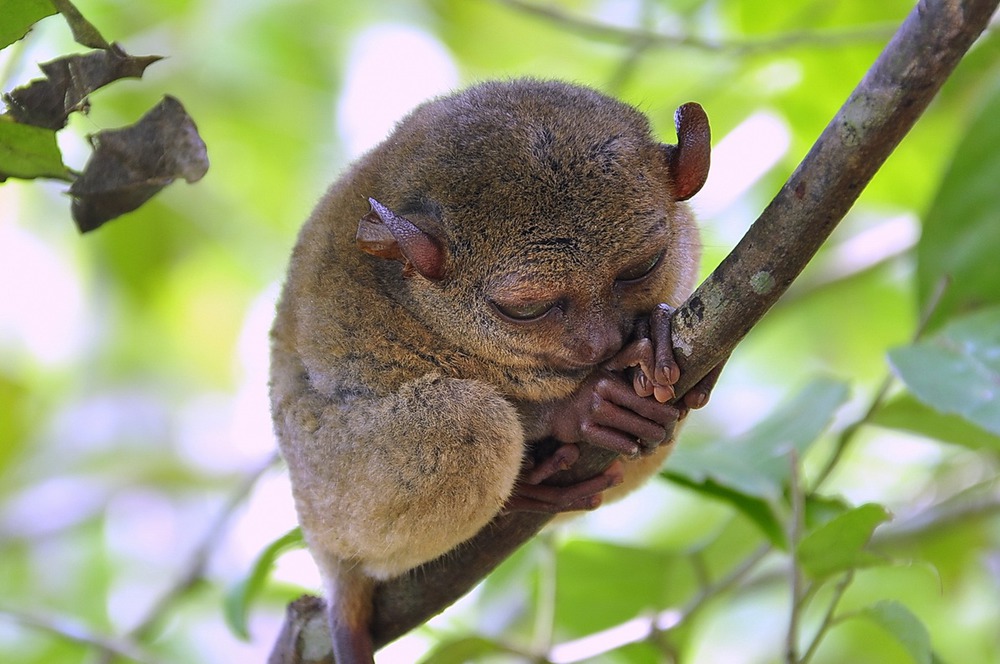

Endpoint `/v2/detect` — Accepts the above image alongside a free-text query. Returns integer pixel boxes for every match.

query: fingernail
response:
[654,384,674,403]
[636,372,649,392]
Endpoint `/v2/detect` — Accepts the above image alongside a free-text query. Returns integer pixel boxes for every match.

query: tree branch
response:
[269,0,1000,659]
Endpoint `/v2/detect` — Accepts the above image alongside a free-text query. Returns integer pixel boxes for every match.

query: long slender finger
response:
[521,444,581,485]
[578,421,640,456]
[589,398,671,443]
[506,461,624,513]
[650,304,680,391]
[594,371,683,427]
[682,355,729,410]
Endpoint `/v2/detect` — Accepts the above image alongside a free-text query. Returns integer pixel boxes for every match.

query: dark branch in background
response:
[0,609,166,664]
[126,454,279,644]
[496,0,898,53]
[269,0,1000,659]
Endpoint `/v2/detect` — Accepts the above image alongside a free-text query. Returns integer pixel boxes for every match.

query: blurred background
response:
[1,1,999,662]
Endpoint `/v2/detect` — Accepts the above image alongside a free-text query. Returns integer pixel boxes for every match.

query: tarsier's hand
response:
[506,346,686,514]
[545,366,686,457]
[507,305,726,515]
[615,303,725,410]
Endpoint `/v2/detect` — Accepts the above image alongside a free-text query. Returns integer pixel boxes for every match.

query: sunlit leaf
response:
[918,84,1000,328]
[556,540,674,635]
[420,636,515,664]
[871,394,1000,451]
[797,503,890,580]
[664,377,849,544]
[0,116,70,181]
[0,0,55,49]
[888,306,1000,437]
[857,601,933,664]
[224,527,304,640]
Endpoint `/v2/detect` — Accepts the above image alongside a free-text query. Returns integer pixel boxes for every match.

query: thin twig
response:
[674,542,772,628]
[799,571,856,664]
[495,0,897,54]
[605,0,655,94]
[785,452,805,663]
[875,480,1000,546]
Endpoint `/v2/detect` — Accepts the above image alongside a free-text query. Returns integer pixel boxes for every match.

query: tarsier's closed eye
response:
[616,249,665,283]
[491,299,557,322]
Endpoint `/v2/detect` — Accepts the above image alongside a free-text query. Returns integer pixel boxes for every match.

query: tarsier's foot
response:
[504,443,624,513]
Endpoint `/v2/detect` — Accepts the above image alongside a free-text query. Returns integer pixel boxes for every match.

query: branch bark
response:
[269,0,1000,659]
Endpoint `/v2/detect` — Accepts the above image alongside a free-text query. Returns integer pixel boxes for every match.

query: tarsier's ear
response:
[661,102,711,202]
[356,198,448,281]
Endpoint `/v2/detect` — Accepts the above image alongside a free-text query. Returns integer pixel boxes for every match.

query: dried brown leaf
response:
[69,96,209,232]
[3,44,161,130]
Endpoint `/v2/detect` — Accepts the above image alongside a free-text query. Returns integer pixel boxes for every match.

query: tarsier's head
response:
[357,80,710,380]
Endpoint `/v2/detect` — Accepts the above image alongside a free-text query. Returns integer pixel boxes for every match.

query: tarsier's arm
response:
[508,318,721,514]
[508,360,681,513]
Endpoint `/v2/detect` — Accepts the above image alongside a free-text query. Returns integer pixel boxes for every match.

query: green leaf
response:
[555,540,674,634]
[664,377,849,545]
[0,0,55,49]
[857,601,932,664]
[0,116,70,181]
[420,636,514,664]
[918,83,1000,328]
[224,527,304,640]
[797,503,891,580]
[871,394,1000,452]
[888,306,1000,437]
[0,375,30,479]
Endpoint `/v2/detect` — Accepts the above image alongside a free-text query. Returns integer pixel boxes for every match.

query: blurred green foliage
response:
[1,1,999,663]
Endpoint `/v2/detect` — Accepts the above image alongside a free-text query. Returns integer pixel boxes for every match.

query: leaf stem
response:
[799,571,856,664]
[786,451,805,663]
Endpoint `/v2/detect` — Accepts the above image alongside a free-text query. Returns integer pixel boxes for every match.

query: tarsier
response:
[270,79,719,663]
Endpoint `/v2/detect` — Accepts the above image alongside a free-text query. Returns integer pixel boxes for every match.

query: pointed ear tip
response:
[675,102,711,140]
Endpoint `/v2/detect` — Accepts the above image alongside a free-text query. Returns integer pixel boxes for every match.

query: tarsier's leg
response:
[320,558,375,664]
